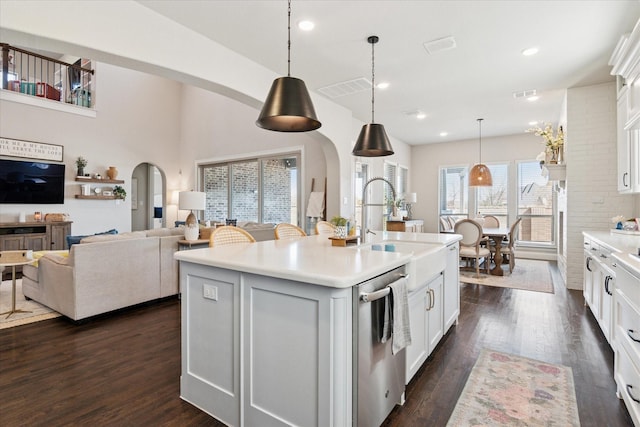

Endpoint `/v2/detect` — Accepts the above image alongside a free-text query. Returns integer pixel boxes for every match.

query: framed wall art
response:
[0,137,64,162]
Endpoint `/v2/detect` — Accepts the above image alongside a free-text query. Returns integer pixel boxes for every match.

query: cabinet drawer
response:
[616,291,640,366]
[615,345,640,426]
[617,265,640,310]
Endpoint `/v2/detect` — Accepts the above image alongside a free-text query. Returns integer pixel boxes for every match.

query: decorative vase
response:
[77,167,84,177]
[107,166,118,180]
[548,147,559,164]
[334,226,348,239]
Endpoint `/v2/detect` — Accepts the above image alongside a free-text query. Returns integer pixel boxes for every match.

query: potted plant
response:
[330,215,349,239]
[76,156,88,177]
[113,185,127,200]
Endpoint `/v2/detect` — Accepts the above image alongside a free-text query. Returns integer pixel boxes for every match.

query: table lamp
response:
[179,191,206,241]
[406,192,417,219]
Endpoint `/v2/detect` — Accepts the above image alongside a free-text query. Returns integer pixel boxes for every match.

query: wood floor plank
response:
[0,262,634,426]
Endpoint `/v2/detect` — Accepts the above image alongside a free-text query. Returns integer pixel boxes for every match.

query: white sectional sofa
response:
[22,227,184,321]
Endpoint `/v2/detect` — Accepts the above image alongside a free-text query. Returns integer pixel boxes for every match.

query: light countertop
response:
[175,231,461,288]
[583,230,640,275]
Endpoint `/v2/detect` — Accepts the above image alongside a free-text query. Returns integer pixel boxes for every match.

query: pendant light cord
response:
[287,0,291,77]
[477,118,484,163]
[368,36,379,124]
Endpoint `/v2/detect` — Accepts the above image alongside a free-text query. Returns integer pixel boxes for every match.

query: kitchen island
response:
[175,232,461,427]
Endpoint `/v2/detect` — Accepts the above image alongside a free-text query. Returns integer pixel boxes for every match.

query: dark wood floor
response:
[0,263,634,426]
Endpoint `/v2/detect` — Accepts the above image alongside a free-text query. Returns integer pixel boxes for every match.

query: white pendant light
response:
[256,0,321,132]
[469,118,493,186]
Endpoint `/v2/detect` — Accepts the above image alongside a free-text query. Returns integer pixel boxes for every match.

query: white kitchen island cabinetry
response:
[175,232,461,427]
[180,261,352,427]
[405,273,444,384]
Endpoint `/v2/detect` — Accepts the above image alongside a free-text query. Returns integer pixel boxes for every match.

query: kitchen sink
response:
[353,240,446,291]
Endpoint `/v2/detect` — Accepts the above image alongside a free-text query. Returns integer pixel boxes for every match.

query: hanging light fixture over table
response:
[352,35,394,157]
[256,0,321,132]
[469,118,493,186]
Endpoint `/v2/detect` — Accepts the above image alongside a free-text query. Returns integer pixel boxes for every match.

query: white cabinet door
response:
[443,242,460,332]
[405,285,429,384]
[630,129,640,193]
[584,249,596,307]
[180,264,242,427]
[427,274,444,354]
[601,271,615,345]
[618,89,632,192]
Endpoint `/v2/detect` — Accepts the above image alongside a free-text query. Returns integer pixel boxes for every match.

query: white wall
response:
[565,82,636,289]
[411,132,543,233]
[0,63,182,235]
[0,0,412,225]
[179,85,328,228]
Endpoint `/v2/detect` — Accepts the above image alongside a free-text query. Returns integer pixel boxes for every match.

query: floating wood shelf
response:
[75,177,124,184]
[75,195,122,200]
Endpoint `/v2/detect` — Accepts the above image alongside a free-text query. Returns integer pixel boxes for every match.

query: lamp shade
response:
[469,164,493,186]
[352,123,394,157]
[256,77,321,132]
[179,191,206,211]
[407,192,417,203]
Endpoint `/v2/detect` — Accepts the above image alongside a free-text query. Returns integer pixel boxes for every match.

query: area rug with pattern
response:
[0,279,61,329]
[459,259,554,293]
[447,349,580,427]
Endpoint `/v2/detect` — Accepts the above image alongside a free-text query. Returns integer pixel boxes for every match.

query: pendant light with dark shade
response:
[469,118,493,186]
[256,0,321,132]
[352,35,394,157]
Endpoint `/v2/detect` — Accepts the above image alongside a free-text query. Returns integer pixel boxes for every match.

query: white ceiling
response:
[138,0,640,145]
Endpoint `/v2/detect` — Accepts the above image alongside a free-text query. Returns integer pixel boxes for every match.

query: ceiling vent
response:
[513,89,537,99]
[423,36,456,55]
[318,77,371,99]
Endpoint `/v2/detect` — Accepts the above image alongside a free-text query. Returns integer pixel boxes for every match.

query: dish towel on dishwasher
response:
[387,276,412,355]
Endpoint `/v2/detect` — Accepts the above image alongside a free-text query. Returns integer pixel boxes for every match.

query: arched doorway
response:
[131,163,166,231]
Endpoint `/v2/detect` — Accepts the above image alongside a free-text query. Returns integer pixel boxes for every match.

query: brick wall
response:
[565,82,635,289]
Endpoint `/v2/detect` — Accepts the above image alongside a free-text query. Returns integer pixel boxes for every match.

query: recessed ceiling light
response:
[376,82,390,90]
[527,95,539,102]
[521,47,539,56]
[528,121,538,126]
[440,132,448,137]
[298,20,314,31]
[416,112,427,120]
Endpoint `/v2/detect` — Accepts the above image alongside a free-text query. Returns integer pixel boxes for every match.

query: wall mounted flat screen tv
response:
[0,159,66,204]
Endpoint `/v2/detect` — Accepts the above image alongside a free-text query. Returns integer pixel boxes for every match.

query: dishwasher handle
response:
[359,274,409,303]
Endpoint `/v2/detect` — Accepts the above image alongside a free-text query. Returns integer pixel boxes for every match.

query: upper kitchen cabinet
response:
[611,18,640,193]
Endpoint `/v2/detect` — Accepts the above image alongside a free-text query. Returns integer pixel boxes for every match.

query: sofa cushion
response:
[80,231,145,244]
[66,228,118,248]
[145,227,185,237]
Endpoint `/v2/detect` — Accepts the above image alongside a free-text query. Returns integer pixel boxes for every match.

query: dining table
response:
[482,227,510,276]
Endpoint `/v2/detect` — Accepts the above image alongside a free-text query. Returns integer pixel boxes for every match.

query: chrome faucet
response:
[361,177,397,243]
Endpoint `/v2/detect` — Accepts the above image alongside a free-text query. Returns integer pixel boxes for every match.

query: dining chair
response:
[315,220,336,235]
[482,215,500,228]
[489,217,522,273]
[454,219,491,277]
[439,217,453,233]
[209,225,256,247]
[275,223,307,240]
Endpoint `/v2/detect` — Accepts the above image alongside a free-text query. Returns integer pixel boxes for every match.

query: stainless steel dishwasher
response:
[353,266,407,427]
